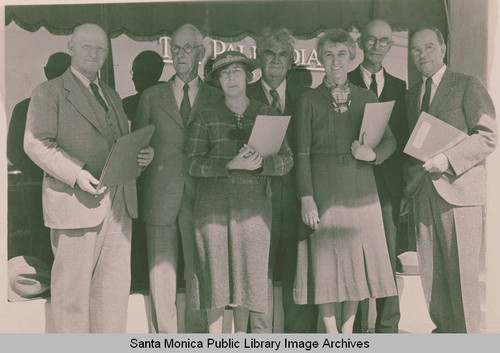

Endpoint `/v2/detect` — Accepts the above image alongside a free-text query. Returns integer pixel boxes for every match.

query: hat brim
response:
[8,285,50,302]
[205,58,259,82]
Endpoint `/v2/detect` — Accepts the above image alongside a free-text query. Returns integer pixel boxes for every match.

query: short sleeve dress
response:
[293,82,397,305]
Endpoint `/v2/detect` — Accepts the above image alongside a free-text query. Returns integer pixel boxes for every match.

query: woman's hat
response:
[8,256,51,302]
[205,50,259,82]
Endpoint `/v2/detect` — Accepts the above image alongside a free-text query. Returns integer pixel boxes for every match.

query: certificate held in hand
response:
[404,112,468,162]
[247,115,291,157]
[359,100,395,149]
[98,124,155,188]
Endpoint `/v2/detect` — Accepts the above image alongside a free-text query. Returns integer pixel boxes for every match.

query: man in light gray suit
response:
[135,24,223,333]
[24,23,153,333]
[404,26,496,333]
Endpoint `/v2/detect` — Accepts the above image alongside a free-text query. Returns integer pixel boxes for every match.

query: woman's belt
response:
[309,153,355,166]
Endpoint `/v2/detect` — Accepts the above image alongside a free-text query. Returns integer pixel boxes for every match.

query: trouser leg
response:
[146,223,179,333]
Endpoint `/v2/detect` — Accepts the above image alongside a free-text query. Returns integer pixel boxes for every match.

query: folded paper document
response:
[247,115,291,157]
[98,124,155,188]
[404,112,468,162]
[359,100,395,148]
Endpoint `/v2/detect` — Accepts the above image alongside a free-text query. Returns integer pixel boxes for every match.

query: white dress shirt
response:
[360,64,385,98]
[261,79,287,113]
[71,66,108,106]
[419,64,447,109]
[173,75,200,110]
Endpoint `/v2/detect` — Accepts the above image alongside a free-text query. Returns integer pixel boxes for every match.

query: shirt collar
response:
[174,75,200,91]
[261,78,287,99]
[423,64,446,86]
[360,64,384,82]
[71,66,100,89]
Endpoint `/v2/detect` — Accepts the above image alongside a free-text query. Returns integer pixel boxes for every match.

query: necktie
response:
[369,73,378,97]
[179,83,191,124]
[269,89,282,114]
[90,82,108,112]
[420,77,433,113]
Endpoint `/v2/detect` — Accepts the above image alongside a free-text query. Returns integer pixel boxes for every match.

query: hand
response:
[422,153,450,173]
[227,146,263,171]
[301,196,320,230]
[137,146,154,167]
[76,169,106,195]
[238,144,257,158]
[351,132,376,162]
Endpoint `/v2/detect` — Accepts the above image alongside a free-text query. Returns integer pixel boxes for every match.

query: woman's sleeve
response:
[372,125,397,165]
[261,137,293,176]
[294,94,314,197]
[187,113,230,178]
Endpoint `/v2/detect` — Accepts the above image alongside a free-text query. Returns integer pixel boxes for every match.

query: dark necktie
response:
[369,73,378,97]
[179,83,191,124]
[89,82,108,112]
[269,89,282,114]
[421,77,433,113]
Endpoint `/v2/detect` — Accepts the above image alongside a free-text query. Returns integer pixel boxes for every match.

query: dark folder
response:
[98,124,155,188]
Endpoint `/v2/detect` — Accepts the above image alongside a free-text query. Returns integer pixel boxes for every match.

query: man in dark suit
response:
[404,26,496,333]
[122,50,165,293]
[247,28,317,333]
[135,24,223,333]
[24,24,153,332]
[349,20,407,333]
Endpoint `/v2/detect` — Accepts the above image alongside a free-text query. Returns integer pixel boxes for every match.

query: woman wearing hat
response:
[293,29,398,333]
[187,51,293,333]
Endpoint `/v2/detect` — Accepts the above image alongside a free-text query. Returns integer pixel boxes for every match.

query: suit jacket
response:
[135,79,223,225]
[247,79,310,189]
[348,65,408,197]
[403,67,497,206]
[7,98,44,181]
[24,69,137,229]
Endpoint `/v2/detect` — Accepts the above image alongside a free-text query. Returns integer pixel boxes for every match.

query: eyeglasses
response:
[411,43,438,57]
[219,68,246,80]
[171,44,203,55]
[364,36,391,48]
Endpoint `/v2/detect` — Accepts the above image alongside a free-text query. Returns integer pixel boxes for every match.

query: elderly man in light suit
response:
[24,23,153,333]
[404,26,496,333]
[135,24,223,333]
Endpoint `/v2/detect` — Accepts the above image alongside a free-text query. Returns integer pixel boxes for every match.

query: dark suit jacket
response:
[403,67,497,205]
[135,79,223,225]
[7,98,44,181]
[247,79,310,189]
[348,65,408,197]
[24,68,137,229]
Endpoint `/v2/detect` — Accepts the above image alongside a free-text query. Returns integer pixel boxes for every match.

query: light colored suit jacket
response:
[403,68,497,206]
[135,79,223,225]
[24,69,137,229]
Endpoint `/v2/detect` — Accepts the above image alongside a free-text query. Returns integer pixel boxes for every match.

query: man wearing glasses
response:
[135,24,222,333]
[348,19,407,333]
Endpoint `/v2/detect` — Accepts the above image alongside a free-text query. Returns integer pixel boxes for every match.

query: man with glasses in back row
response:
[348,20,407,333]
[134,24,223,333]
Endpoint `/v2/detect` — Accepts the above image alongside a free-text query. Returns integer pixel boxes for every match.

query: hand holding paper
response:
[351,132,376,162]
[422,153,450,173]
[359,101,395,149]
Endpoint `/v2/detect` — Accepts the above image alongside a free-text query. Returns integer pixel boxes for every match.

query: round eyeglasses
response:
[364,36,391,48]
[219,68,245,80]
[171,44,203,55]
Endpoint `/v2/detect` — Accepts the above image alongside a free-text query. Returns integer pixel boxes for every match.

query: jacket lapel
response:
[348,66,367,89]
[63,70,108,138]
[159,82,184,128]
[428,68,456,117]
[407,82,421,131]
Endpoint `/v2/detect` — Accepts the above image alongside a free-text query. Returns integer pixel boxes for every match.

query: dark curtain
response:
[6,0,448,87]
